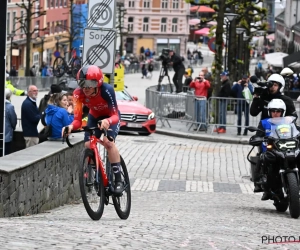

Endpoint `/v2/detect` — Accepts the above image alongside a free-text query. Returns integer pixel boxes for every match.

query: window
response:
[162,0,168,9]
[172,0,179,9]
[143,0,150,8]
[128,1,135,8]
[128,17,134,32]
[143,17,149,32]
[7,13,10,35]
[56,0,59,7]
[12,12,16,32]
[161,18,167,32]
[47,22,50,34]
[20,11,24,33]
[172,18,177,32]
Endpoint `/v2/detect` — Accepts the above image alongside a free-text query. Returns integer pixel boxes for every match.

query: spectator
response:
[169,50,185,93]
[189,71,210,131]
[4,89,17,155]
[147,60,154,79]
[202,67,213,98]
[21,85,41,148]
[45,93,74,140]
[39,84,65,114]
[9,65,17,77]
[30,65,36,86]
[231,74,253,136]
[141,61,147,79]
[214,71,231,133]
[183,70,192,92]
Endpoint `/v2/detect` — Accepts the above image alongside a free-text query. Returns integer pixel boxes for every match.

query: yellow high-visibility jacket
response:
[5,80,25,96]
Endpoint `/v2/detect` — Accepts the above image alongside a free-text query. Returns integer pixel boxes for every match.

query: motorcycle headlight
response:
[276,140,297,151]
[148,112,155,120]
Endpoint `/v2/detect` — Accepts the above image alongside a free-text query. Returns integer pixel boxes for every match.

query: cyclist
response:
[62,65,123,194]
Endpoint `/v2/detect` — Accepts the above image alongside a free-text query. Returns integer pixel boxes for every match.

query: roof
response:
[275,10,285,23]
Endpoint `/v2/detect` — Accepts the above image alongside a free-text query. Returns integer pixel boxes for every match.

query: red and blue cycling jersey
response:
[71,83,119,130]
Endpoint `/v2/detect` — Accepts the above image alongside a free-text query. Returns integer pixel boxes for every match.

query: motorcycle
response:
[247,116,300,219]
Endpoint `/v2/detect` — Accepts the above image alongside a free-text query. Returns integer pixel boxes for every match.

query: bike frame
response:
[89,134,109,187]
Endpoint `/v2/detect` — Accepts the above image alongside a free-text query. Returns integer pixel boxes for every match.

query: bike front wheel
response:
[112,156,131,220]
[79,149,105,220]
[53,57,66,77]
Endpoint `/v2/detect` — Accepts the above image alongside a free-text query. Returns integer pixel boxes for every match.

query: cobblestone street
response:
[1,134,300,249]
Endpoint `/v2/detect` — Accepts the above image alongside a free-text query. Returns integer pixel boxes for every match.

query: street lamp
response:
[39,36,45,66]
[224,10,239,71]
[8,32,15,71]
[236,28,246,79]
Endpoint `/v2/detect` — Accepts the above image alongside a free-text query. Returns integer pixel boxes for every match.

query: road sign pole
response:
[0,1,7,156]
[109,0,117,88]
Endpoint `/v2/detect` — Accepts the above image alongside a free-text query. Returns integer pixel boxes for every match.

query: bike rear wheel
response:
[79,149,105,220]
[53,57,66,77]
[111,156,131,219]
[71,57,81,78]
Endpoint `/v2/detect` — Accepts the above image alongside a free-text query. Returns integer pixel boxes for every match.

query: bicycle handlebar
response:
[63,122,114,148]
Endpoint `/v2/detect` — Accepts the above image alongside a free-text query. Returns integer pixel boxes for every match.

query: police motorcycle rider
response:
[249,73,297,195]
[253,99,293,200]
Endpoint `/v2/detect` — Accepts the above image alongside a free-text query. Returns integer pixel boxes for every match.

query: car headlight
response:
[148,112,155,120]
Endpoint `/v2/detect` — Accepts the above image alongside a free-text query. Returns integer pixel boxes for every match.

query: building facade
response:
[275,0,300,54]
[6,0,88,74]
[123,0,190,57]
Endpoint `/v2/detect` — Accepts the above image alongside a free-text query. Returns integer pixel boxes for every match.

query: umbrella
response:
[264,52,288,67]
[266,33,275,40]
[190,6,215,13]
[194,27,210,36]
[189,19,200,25]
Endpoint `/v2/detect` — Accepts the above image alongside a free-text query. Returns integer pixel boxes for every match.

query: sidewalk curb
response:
[155,128,250,145]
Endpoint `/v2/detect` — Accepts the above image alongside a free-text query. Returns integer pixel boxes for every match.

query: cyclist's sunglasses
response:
[270,109,283,113]
[78,79,98,88]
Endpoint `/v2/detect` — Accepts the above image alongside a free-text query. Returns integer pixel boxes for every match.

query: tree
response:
[15,0,46,76]
[116,3,128,56]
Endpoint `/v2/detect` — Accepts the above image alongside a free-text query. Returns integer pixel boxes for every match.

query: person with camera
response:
[169,50,185,93]
[189,71,211,131]
[231,74,254,136]
[250,74,296,120]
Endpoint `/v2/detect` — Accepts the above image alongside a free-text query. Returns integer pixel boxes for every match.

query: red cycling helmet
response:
[76,65,104,88]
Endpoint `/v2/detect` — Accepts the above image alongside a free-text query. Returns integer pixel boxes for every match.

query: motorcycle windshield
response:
[268,116,299,139]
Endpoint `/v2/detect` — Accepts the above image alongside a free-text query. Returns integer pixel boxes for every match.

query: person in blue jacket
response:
[231,74,254,135]
[254,99,287,200]
[45,93,74,140]
[5,89,17,155]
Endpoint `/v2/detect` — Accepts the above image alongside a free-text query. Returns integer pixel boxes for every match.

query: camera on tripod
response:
[157,48,171,66]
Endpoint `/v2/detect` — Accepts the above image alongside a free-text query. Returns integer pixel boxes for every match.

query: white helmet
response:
[280,67,294,76]
[267,73,285,93]
[267,99,286,117]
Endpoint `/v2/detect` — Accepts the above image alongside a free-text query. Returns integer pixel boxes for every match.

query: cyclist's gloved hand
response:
[98,119,110,130]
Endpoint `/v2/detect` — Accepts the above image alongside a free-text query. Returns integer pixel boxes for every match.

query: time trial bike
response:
[63,124,131,220]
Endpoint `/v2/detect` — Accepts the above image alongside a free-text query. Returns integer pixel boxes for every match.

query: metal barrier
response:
[146,85,202,130]
[207,97,260,134]
[9,76,60,91]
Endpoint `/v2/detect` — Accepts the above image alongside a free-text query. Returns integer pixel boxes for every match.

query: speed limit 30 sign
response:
[88,0,115,28]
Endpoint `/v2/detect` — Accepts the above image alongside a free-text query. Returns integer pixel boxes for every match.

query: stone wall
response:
[0,134,84,217]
